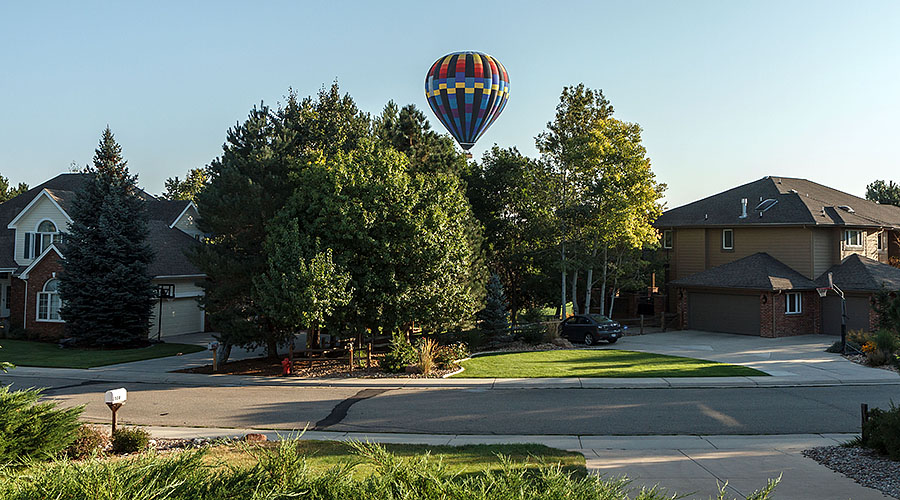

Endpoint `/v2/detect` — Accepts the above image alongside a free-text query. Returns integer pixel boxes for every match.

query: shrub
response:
[415,338,437,375]
[0,386,83,463]
[848,329,873,346]
[874,329,898,354]
[862,402,900,460]
[435,342,469,368]
[66,425,109,459]
[518,323,545,344]
[111,427,151,454]
[825,340,861,353]
[381,331,417,373]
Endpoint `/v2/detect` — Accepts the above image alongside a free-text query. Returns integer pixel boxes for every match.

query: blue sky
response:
[1,1,898,208]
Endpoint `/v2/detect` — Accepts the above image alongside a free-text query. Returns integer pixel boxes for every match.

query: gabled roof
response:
[146,220,203,277]
[655,176,900,229]
[672,252,818,290]
[146,199,194,226]
[7,189,74,228]
[18,244,64,280]
[815,254,900,292]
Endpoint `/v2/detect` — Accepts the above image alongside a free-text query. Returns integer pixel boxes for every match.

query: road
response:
[6,375,898,435]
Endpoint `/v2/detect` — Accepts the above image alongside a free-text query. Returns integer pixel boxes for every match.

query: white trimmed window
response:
[722,229,734,250]
[843,230,863,248]
[37,278,62,322]
[878,232,885,250]
[785,292,801,315]
[662,230,673,249]
[24,220,62,259]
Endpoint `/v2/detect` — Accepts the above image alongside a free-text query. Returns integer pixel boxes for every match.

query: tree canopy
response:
[164,168,209,201]
[0,175,28,203]
[866,180,900,207]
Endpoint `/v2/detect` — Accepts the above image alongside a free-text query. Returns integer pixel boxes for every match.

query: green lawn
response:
[453,349,768,378]
[206,440,586,478]
[0,339,204,369]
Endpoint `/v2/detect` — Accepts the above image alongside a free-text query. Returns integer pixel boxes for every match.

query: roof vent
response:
[789,189,797,194]
[755,199,778,212]
[740,198,748,219]
[838,205,855,213]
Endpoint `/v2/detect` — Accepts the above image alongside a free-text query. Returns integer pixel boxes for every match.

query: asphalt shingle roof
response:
[815,254,900,292]
[0,173,200,276]
[655,176,900,229]
[671,252,818,291]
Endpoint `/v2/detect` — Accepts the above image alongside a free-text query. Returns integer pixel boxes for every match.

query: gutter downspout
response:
[23,280,27,328]
[773,290,781,336]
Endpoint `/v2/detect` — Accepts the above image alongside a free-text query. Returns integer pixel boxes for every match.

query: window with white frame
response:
[662,230,673,249]
[24,220,62,259]
[37,278,62,321]
[785,292,801,315]
[722,229,734,250]
[878,231,885,251]
[843,229,863,248]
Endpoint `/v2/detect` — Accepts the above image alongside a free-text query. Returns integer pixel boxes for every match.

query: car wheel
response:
[583,333,594,346]
[607,337,618,344]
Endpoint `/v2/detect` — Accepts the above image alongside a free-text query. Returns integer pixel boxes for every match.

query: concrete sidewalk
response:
[3,330,897,389]
[129,426,889,500]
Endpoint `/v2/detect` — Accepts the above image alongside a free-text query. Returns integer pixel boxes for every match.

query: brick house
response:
[0,173,207,340]
[656,176,900,337]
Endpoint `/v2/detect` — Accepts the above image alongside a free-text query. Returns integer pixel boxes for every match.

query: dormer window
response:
[24,220,61,259]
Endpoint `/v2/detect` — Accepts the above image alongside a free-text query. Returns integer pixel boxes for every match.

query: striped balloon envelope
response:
[424,51,510,151]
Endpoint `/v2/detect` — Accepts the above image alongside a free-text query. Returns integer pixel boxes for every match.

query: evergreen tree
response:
[0,175,29,203]
[163,167,210,200]
[477,274,509,333]
[59,127,155,346]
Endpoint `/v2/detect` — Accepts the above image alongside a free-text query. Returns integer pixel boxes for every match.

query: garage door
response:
[149,297,204,337]
[688,292,760,335]
[822,295,871,335]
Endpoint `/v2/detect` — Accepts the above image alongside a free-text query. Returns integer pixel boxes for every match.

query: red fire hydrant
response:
[281,357,292,376]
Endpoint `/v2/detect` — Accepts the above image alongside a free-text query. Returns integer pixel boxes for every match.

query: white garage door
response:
[149,297,204,337]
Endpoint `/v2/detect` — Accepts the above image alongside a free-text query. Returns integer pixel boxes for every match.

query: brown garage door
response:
[688,292,760,335]
[822,295,871,336]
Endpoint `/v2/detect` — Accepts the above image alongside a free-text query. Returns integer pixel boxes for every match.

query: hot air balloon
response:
[425,51,509,154]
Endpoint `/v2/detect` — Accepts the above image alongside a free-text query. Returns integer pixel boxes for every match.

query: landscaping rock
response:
[404,365,420,374]
[552,337,574,348]
[243,433,267,442]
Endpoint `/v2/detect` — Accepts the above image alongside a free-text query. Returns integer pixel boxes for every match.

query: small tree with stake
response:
[59,127,155,346]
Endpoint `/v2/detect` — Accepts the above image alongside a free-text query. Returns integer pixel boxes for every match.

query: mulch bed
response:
[175,356,455,378]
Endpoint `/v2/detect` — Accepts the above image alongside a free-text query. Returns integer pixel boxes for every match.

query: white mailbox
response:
[105,388,127,405]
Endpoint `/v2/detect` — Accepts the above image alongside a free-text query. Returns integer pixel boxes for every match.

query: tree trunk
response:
[584,248,598,314]
[217,342,232,365]
[266,334,279,360]
[560,243,567,319]
[570,269,579,315]
[607,251,623,318]
[599,246,609,316]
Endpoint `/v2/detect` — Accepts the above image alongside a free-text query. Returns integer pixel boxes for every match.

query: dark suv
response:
[559,314,626,345]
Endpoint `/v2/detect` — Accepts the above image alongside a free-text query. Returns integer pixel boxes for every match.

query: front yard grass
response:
[205,440,586,478]
[0,339,204,369]
[453,349,767,378]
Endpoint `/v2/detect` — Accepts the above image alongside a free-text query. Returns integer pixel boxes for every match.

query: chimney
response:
[740,198,748,218]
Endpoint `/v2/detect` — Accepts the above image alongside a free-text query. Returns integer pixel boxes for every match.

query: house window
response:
[662,230,673,249]
[37,278,62,322]
[843,230,863,248]
[722,229,734,250]
[785,292,801,315]
[878,232,885,251]
[24,220,62,259]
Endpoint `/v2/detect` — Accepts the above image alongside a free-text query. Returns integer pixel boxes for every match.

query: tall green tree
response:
[465,146,558,322]
[0,175,28,203]
[866,180,900,207]
[253,223,352,348]
[59,127,155,346]
[164,167,209,200]
[537,84,664,316]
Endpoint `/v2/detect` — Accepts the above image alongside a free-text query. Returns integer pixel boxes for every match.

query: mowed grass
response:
[454,349,768,378]
[204,440,586,478]
[0,339,204,369]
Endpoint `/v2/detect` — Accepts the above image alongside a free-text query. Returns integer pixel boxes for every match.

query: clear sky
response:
[2,1,898,208]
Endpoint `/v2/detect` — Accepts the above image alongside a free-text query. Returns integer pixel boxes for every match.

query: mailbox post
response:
[105,388,127,435]
[208,341,220,372]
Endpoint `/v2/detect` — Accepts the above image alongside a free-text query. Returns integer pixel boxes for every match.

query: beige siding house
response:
[655,176,900,337]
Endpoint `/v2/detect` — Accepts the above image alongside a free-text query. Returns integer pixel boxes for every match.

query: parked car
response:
[559,314,626,345]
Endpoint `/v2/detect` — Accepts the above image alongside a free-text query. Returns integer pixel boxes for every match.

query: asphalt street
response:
[9,375,897,435]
